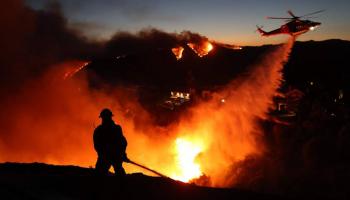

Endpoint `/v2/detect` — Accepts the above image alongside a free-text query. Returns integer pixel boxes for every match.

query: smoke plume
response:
[0,0,98,92]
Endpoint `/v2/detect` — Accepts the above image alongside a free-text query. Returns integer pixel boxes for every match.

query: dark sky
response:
[26,0,350,45]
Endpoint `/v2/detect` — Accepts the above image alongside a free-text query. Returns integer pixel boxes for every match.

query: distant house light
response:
[339,90,344,100]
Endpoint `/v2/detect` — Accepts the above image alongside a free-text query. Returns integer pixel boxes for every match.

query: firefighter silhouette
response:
[93,108,128,176]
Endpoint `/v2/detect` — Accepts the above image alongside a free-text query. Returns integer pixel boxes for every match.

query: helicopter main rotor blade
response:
[266,17,293,19]
[287,10,297,18]
[300,10,325,18]
[305,16,318,19]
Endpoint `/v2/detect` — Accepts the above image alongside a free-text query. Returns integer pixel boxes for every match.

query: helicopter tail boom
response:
[256,25,268,36]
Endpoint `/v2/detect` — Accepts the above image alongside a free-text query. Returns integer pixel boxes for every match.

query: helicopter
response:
[257,10,324,37]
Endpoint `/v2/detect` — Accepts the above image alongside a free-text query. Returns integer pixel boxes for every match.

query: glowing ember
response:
[63,61,90,80]
[187,41,213,57]
[213,42,242,50]
[171,46,184,60]
[171,138,203,182]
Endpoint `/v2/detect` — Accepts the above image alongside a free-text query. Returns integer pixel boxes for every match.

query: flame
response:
[213,42,242,50]
[171,138,203,182]
[187,41,213,57]
[63,61,90,80]
[171,46,184,60]
[206,42,213,52]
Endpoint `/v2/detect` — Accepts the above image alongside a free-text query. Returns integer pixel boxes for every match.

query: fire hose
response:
[125,159,172,180]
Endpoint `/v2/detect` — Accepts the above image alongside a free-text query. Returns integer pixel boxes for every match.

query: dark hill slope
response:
[284,39,350,90]
[0,162,284,200]
[85,39,350,92]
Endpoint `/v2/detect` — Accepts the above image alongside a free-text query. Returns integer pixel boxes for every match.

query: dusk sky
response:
[26,0,350,45]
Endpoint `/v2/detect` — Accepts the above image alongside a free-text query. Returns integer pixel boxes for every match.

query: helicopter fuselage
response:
[257,10,323,37]
[283,19,321,36]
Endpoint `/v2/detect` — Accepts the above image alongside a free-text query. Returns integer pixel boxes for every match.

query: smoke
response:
[0,0,103,165]
[0,0,97,164]
[0,59,157,166]
[0,0,99,92]
[104,28,209,57]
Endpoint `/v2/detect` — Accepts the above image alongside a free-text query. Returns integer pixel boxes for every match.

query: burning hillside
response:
[2,1,350,199]
[0,32,295,189]
[171,40,215,60]
[0,0,294,188]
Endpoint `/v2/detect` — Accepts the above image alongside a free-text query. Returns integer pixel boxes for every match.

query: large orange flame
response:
[171,137,204,182]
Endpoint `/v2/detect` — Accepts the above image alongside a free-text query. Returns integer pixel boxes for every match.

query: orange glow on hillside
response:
[171,46,184,60]
[187,41,213,57]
